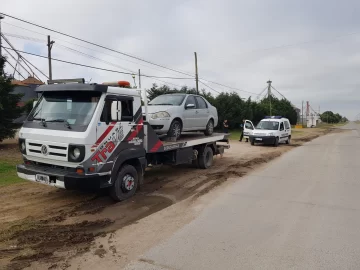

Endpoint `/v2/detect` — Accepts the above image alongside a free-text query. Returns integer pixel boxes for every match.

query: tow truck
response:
[16,79,229,201]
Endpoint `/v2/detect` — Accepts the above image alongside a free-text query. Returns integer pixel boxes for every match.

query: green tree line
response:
[0,56,24,142]
[320,111,348,123]
[147,83,298,129]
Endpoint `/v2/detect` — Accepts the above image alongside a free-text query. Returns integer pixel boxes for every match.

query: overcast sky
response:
[2,0,360,119]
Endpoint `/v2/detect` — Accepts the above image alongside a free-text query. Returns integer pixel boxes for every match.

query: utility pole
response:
[47,35,55,80]
[302,100,304,126]
[138,69,141,89]
[267,80,272,116]
[194,52,199,95]
[0,15,4,74]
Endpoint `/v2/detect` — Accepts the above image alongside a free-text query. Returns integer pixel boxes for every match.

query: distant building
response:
[12,76,44,124]
[306,113,321,127]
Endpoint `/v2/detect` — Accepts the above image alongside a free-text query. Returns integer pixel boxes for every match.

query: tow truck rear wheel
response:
[110,164,138,201]
[198,146,213,169]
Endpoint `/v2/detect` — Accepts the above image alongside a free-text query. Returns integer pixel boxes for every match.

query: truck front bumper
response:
[16,164,110,190]
[249,135,276,144]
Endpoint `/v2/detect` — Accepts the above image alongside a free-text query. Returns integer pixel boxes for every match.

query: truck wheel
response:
[274,137,279,147]
[110,164,138,201]
[204,120,214,136]
[167,120,182,140]
[198,146,213,169]
[251,139,255,145]
[286,136,291,144]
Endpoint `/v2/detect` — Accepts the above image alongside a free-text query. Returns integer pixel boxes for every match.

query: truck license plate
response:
[35,174,50,184]
[255,138,262,141]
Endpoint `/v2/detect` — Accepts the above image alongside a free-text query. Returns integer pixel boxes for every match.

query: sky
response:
[1,0,360,119]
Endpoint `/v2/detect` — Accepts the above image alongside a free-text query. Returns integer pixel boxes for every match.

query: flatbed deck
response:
[161,132,228,146]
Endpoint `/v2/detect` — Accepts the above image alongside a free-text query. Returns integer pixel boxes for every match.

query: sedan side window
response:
[195,97,207,109]
[185,96,197,109]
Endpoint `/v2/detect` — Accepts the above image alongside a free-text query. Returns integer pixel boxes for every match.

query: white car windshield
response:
[148,95,186,106]
[256,120,279,130]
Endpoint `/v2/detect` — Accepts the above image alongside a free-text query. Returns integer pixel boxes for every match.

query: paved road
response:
[125,123,360,270]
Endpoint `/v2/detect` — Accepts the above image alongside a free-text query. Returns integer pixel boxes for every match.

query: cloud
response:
[2,0,360,119]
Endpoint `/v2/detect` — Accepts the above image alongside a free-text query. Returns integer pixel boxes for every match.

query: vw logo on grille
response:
[41,145,49,156]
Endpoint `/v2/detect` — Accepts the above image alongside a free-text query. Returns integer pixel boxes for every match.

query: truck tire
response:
[110,164,138,201]
[167,120,182,140]
[251,139,255,145]
[286,136,291,144]
[273,137,279,147]
[204,119,214,136]
[198,146,213,169]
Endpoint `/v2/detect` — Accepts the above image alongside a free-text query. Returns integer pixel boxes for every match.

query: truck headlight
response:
[151,111,170,119]
[68,145,85,162]
[19,138,26,154]
[267,132,274,136]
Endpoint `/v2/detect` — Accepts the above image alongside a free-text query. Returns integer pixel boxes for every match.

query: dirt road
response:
[0,127,339,270]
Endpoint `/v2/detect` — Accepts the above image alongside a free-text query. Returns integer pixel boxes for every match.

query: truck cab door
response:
[93,96,141,168]
[243,120,255,141]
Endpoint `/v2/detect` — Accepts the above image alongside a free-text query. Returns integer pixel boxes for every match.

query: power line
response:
[1,33,44,80]
[0,12,195,78]
[4,58,25,79]
[0,46,195,80]
[3,25,256,96]
[3,24,196,79]
[2,31,188,85]
[199,80,221,94]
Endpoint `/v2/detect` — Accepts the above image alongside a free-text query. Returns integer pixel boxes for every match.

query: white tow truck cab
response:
[16,79,229,201]
[248,116,291,147]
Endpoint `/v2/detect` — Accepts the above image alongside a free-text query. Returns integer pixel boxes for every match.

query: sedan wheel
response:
[204,120,214,136]
[167,120,182,140]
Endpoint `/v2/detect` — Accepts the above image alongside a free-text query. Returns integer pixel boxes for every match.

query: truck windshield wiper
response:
[31,117,47,127]
[45,119,72,129]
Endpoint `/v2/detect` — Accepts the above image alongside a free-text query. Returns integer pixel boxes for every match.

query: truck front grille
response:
[26,140,68,161]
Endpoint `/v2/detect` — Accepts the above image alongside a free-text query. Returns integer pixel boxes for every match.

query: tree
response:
[0,56,24,142]
[320,111,346,124]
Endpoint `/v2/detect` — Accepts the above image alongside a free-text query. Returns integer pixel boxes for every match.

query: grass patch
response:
[0,161,24,186]
[228,130,242,140]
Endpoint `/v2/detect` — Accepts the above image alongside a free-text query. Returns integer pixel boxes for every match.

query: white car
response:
[144,94,218,139]
[247,116,292,147]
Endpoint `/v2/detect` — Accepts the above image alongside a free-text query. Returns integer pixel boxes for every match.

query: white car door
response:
[279,121,287,142]
[243,120,255,138]
[182,95,198,130]
[195,96,209,127]
[284,120,291,140]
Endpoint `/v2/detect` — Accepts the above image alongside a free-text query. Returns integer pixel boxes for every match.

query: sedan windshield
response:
[256,120,279,130]
[149,95,185,106]
[27,91,101,127]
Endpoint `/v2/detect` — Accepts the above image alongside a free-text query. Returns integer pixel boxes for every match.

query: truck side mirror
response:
[33,100,38,108]
[111,101,122,121]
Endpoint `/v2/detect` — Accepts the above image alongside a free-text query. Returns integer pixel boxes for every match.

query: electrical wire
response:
[0,46,195,80]
[0,12,195,78]
[199,80,221,94]
[2,31,189,85]
[4,58,26,80]
[2,26,257,96]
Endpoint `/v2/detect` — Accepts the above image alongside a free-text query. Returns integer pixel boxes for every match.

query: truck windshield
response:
[27,91,101,127]
[256,120,279,130]
[149,95,186,106]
